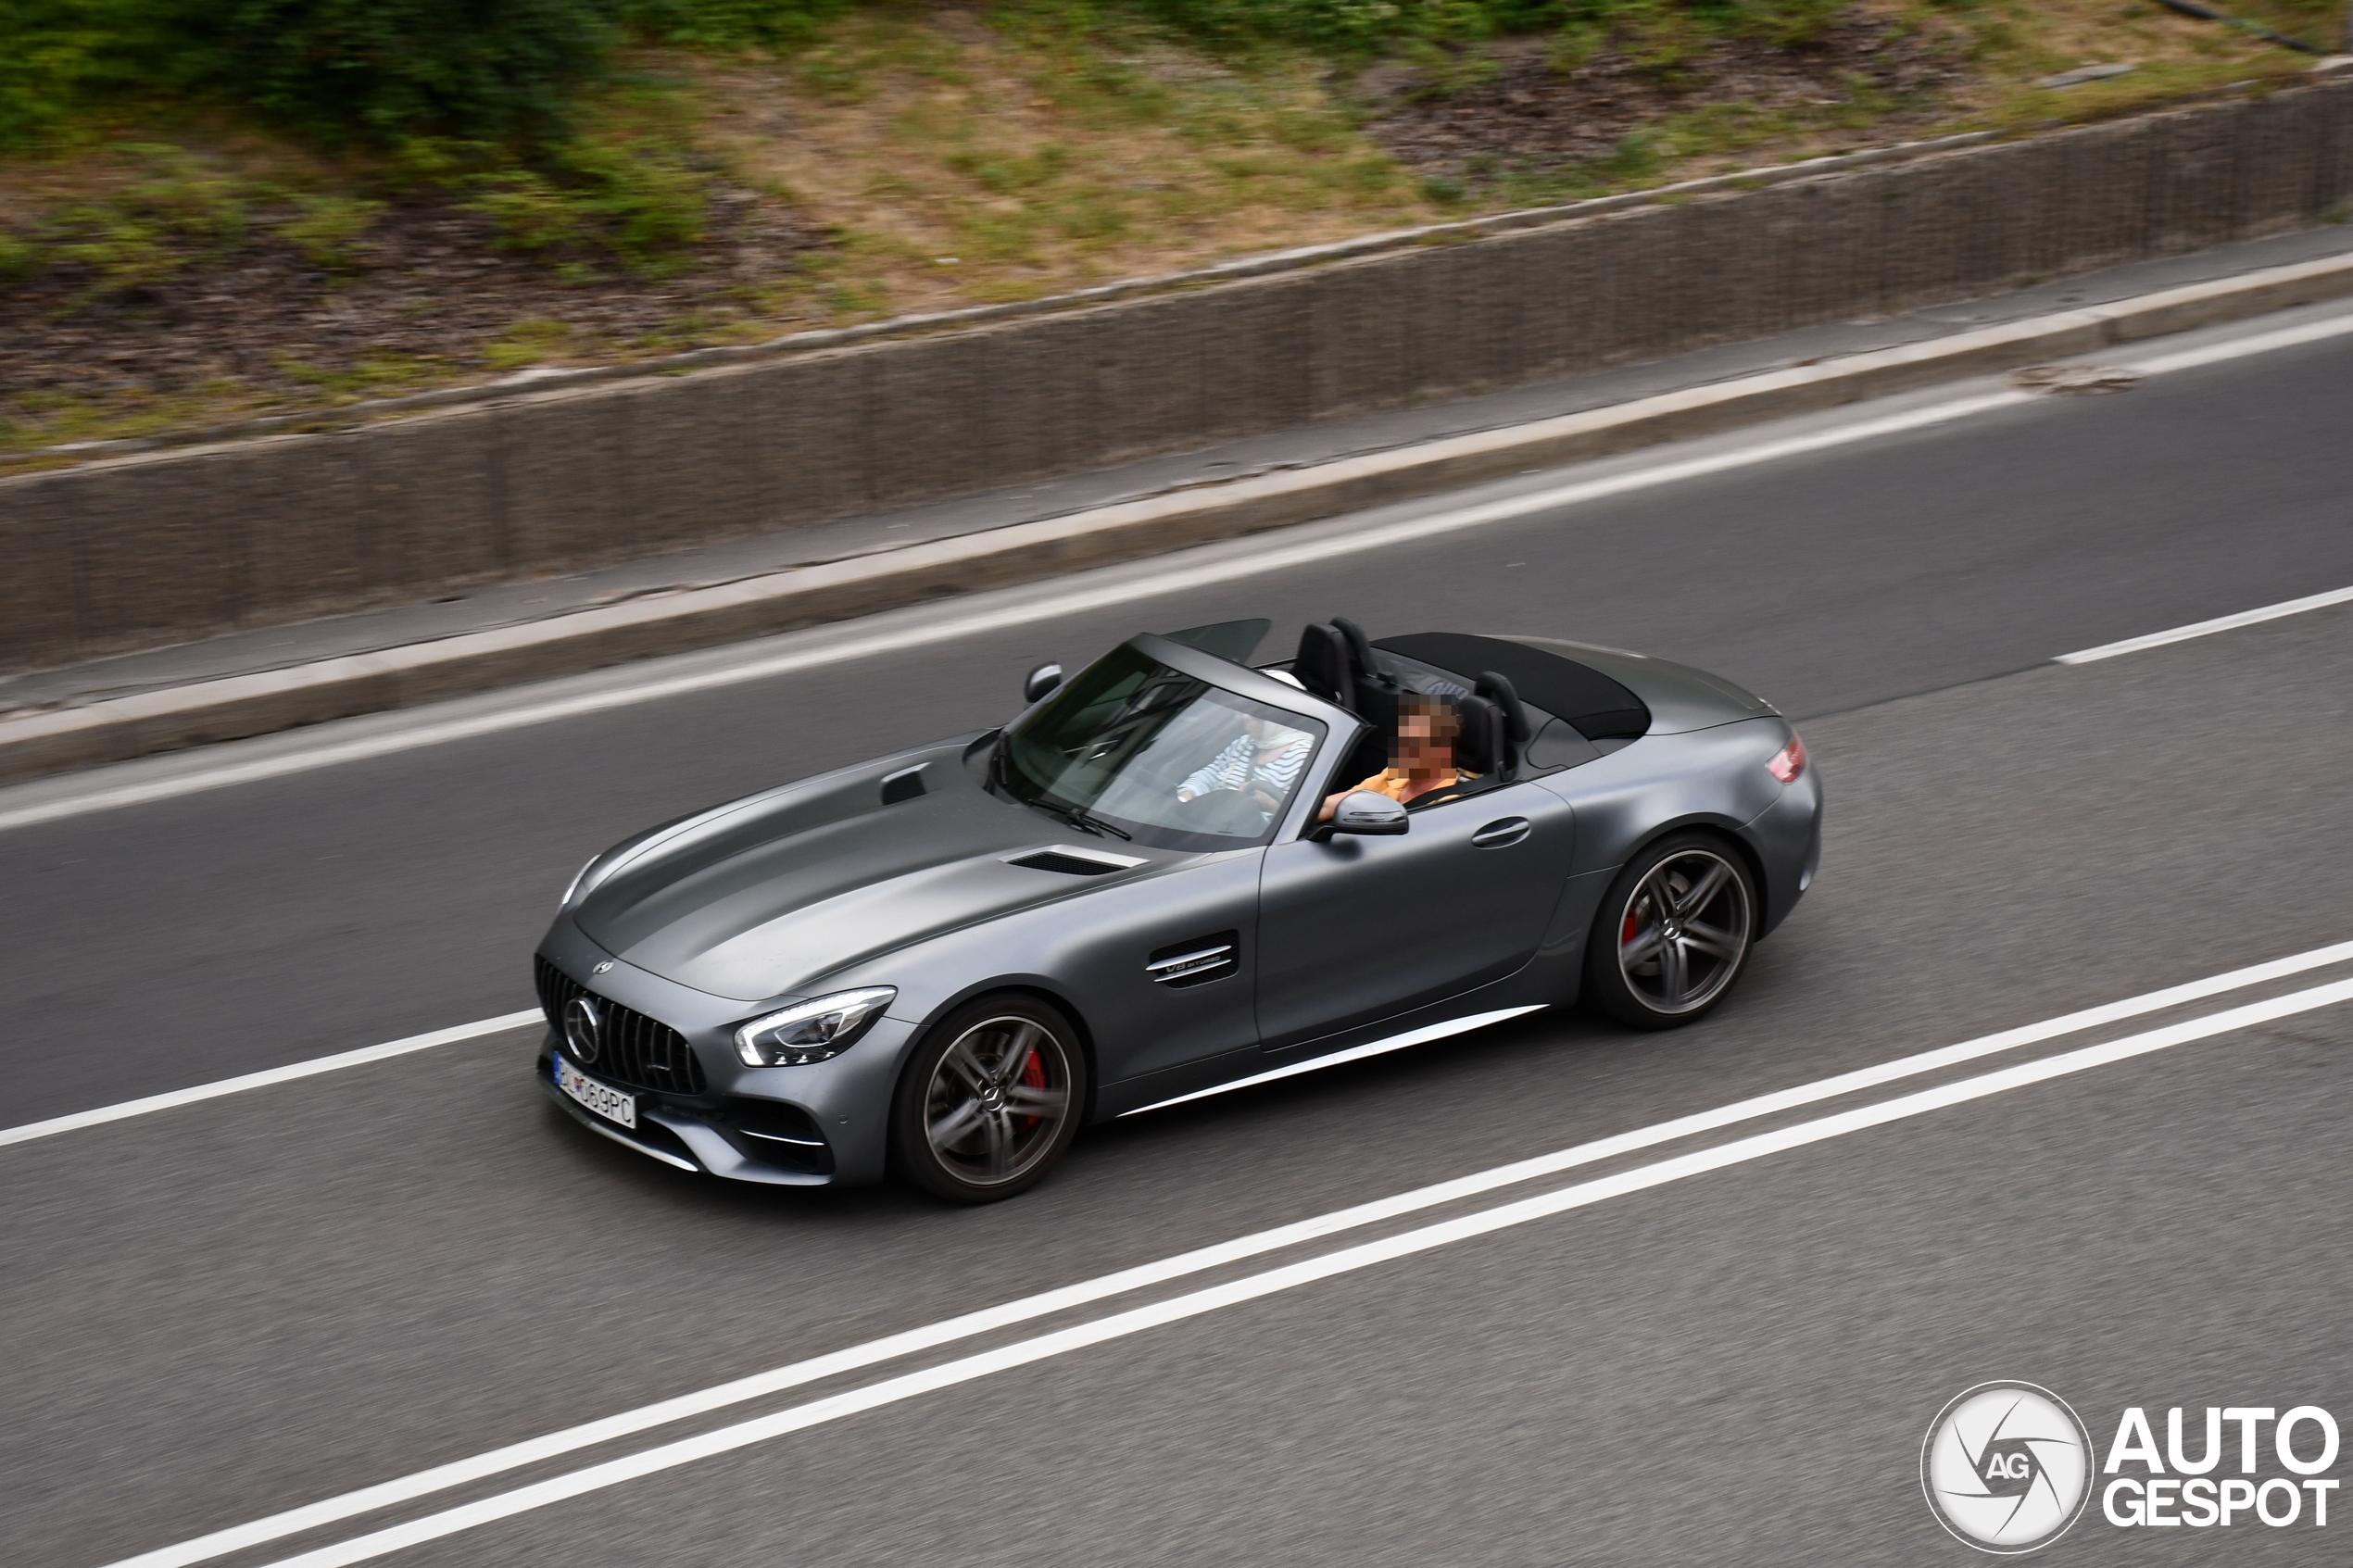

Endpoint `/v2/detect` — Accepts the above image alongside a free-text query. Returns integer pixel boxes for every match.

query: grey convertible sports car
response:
[535,619,1821,1201]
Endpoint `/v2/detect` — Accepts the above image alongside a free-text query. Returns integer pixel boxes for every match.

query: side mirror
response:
[1328,791,1408,836]
[1023,663,1063,705]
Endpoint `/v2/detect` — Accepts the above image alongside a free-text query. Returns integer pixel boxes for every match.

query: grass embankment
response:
[1,0,2344,472]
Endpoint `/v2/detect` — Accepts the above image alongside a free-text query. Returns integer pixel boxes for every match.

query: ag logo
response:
[1922,1382,2094,1553]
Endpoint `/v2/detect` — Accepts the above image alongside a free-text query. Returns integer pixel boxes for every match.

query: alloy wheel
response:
[1616,848,1754,1016]
[922,1015,1075,1187]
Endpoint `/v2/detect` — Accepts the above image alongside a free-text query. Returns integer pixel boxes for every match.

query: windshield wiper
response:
[993,734,1130,838]
[1035,798,1132,840]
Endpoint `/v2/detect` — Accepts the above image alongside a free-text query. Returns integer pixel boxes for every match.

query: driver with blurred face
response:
[1318,694,1466,822]
[1178,712,1312,814]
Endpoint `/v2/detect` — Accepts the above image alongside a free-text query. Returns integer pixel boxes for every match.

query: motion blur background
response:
[4,2,2352,1565]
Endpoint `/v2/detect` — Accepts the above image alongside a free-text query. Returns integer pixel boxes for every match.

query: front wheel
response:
[1583,834,1756,1029]
[891,996,1088,1203]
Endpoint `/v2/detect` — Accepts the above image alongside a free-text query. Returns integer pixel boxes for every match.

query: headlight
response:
[733,987,897,1067]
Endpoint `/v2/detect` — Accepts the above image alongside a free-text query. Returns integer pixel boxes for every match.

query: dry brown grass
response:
[688,12,1437,325]
[1931,0,2340,125]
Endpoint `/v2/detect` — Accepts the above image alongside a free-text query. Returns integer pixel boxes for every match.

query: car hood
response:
[572,746,1156,1002]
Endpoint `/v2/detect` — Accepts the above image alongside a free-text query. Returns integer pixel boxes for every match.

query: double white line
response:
[101,939,2353,1568]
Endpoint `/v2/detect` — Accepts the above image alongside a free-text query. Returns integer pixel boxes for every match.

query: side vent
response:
[879,764,927,805]
[1146,932,1240,988]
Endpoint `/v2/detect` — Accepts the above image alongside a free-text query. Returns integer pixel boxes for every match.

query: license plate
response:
[555,1055,636,1129]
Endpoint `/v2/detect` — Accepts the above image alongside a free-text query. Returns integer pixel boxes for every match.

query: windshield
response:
[997,646,1325,851]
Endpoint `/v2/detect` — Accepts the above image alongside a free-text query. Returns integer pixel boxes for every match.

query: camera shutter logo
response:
[1921,1382,2094,1553]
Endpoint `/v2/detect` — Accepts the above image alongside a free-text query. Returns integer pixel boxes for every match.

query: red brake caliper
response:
[1621,911,1639,946]
[1017,1046,1047,1127]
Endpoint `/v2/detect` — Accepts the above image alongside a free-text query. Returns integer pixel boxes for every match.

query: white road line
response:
[2056,583,2353,665]
[233,974,2353,1568]
[94,936,2353,1568]
[2126,307,2353,375]
[0,1012,542,1150]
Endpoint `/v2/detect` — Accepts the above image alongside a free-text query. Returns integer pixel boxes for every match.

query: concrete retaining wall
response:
[6,76,2351,676]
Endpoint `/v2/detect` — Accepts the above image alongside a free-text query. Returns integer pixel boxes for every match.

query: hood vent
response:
[1005,845,1146,877]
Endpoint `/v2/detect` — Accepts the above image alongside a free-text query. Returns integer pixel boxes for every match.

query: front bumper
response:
[534,917,923,1186]
[537,1038,860,1185]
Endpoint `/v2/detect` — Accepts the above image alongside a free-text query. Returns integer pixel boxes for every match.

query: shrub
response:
[0,0,878,150]
[619,0,854,51]
[181,0,625,146]
[0,0,179,144]
[1,0,1867,158]
[0,0,628,149]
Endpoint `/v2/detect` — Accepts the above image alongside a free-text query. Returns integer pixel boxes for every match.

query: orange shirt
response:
[1346,766,1469,806]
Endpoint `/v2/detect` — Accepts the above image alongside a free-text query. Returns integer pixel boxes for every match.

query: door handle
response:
[1470,817,1531,848]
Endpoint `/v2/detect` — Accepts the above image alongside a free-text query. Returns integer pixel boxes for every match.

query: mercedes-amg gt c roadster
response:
[535,618,1821,1201]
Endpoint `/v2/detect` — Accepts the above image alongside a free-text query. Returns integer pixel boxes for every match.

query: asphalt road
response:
[2,309,2350,1568]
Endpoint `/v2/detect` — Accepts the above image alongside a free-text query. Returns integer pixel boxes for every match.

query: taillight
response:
[1768,734,1806,783]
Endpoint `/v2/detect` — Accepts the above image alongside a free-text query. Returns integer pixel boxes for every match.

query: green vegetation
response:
[3,0,2330,275]
[4,0,609,149]
[0,0,1851,160]
[14,144,249,304]
[4,0,2345,469]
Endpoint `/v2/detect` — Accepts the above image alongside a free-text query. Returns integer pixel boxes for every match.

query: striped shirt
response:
[1181,734,1312,802]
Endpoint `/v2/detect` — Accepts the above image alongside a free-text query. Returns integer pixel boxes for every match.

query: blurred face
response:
[1393,709,1454,773]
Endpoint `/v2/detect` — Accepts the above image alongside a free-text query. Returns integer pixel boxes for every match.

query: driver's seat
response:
[1453,694,1504,781]
[1474,671,1532,778]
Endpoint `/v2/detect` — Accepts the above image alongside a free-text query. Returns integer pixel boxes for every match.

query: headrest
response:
[1330,617,1378,678]
[1454,695,1504,777]
[1476,670,1532,746]
[1292,623,1350,704]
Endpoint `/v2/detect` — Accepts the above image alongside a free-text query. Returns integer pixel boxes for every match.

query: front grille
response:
[535,955,708,1095]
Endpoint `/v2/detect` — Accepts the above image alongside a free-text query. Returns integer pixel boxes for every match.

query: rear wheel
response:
[891,996,1087,1203]
[1584,834,1756,1029]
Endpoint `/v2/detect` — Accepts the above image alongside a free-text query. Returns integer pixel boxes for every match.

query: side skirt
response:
[1119,1005,1546,1119]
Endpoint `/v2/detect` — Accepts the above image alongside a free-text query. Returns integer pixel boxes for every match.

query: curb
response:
[6,248,2353,787]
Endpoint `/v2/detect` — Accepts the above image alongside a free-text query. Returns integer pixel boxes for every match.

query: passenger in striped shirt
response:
[1177,714,1315,816]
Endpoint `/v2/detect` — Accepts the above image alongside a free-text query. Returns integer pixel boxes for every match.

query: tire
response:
[890,995,1088,1203]
[1583,833,1757,1030]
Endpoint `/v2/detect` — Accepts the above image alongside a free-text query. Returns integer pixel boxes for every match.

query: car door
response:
[1253,780,1576,1050]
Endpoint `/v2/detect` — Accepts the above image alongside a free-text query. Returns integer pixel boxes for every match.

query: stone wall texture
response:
[6,77,2351,675]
